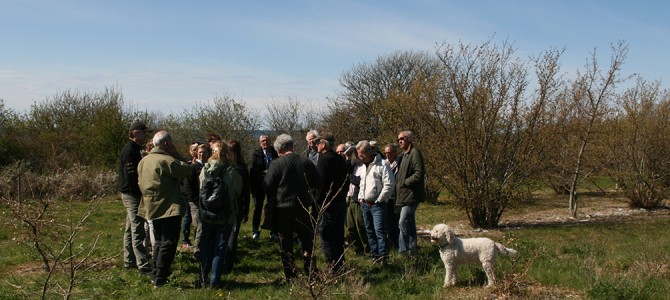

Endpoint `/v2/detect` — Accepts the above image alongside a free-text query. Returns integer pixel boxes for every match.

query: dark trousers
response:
[252,191,275,233]
[152,216,181,281]
[222,219,242,274]
[386,198,400,249]
[181,204,192,244]
[273,206,316,280]
[320,201,346,273]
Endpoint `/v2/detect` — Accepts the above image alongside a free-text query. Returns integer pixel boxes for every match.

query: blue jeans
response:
[361,201,388,257]
[398,203,418,254]
[199,222,234,287]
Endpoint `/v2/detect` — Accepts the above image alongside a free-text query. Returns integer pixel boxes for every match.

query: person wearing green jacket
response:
[138,130,192,287]
[395,130,425,255]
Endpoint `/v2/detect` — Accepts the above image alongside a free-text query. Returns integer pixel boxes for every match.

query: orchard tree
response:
[608,78,670,208]
[327,50,441,142]
[562,41,628,217]
[414,39,562,228]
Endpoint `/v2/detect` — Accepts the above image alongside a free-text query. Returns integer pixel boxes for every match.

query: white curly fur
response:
[430,223,518,287]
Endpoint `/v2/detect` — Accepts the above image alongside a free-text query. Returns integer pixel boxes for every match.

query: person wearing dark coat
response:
[395,130,426,255]
[315,133,348,273]
[264,134,322,281]
[249,134,279,241]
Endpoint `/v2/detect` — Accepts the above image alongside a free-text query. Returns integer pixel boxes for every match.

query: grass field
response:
[1,193,669,299]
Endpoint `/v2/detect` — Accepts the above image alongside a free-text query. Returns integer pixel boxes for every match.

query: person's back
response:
[265,152,320,209]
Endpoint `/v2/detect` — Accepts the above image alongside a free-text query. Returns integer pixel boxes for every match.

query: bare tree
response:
[326,50,441,142]
[416,39,561,228]
[608,78,670,208]
[264,97,303,136]
[561,42,629,217]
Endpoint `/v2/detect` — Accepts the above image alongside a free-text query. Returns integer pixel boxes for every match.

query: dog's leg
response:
[444,262,456,287]
[482,260,496,287]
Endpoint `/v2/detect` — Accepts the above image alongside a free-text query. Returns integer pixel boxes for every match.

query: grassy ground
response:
[1,193,669,299]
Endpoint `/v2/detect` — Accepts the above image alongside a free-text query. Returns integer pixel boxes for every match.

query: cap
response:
[129,121,151,132]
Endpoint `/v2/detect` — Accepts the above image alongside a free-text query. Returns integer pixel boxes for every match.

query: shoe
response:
[153,278,167,288]
[138,268,153,277]
[252,232,260,241]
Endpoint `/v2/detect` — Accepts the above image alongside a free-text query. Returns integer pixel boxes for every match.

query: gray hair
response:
[400,130,414,142]
[356,140,373,155]
[152,130,172,148]
[274,133,294,152]
[306,129,319,140]
[259,134,269,141]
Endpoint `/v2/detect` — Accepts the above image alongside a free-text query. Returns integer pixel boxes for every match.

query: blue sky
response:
[1,0,668,114]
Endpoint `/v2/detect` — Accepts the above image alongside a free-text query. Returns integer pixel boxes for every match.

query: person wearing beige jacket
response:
[138,130,192,288]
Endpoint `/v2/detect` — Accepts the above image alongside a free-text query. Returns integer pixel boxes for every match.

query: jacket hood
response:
[203,160,227,176]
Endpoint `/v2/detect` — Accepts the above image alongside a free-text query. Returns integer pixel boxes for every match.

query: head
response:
[317,132,335,154]
[188,142,200,159]
[196,143,211,163]
[259,134,270,150]
[128,121,152,145]
[152,131,175,153]
[227,139,244,166]
[397,130,414,151]
[336,143,347,158]
[430,224,455,246]
[207,133,221,147]
[209,140,230,165]
[274,133,294,156]
[306,129,319,150]
[384,143,399,162]
[356,140,374,164]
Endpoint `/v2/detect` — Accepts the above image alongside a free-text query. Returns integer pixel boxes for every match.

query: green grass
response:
[1,194,669,299]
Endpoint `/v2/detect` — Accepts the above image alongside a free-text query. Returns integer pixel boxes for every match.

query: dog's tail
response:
[495,243,518,257]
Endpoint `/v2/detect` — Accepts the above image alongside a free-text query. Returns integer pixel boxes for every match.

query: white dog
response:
[430,223,518,287]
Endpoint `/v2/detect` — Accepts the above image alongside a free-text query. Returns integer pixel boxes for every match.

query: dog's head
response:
[430,223,455,246]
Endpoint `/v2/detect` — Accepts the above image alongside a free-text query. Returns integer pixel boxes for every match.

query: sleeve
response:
[404,150,425,188]
[376,162,395,203]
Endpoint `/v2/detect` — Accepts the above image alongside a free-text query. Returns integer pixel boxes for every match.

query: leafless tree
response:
[608,78,670,208]
[416,39,562,228]
[560,41,629,217]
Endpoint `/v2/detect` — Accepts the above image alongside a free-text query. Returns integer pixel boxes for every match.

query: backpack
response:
[199,165,238,223]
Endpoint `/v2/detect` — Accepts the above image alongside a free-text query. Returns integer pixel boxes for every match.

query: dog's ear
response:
[445,226,455,244]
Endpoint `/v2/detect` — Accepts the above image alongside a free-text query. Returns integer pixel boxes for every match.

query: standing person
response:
[303,129,320,165]
[383,143,402,250]
[357,140,395,264]
[315,133,348,273]
[138,131,192,287]
[197,141,243,289]
[222,139,250,275]
[181,143,211,256]
[395,130,425,255]
[118,121,152,276]
[339,143,369,256]
[264,134,321,282]
[180,142,200,251]
[249,134,279,241]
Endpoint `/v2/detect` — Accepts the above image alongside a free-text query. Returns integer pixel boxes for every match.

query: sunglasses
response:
[397,137,407,142]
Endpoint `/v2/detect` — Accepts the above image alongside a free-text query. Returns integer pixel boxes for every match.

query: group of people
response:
[118,121,425,288]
